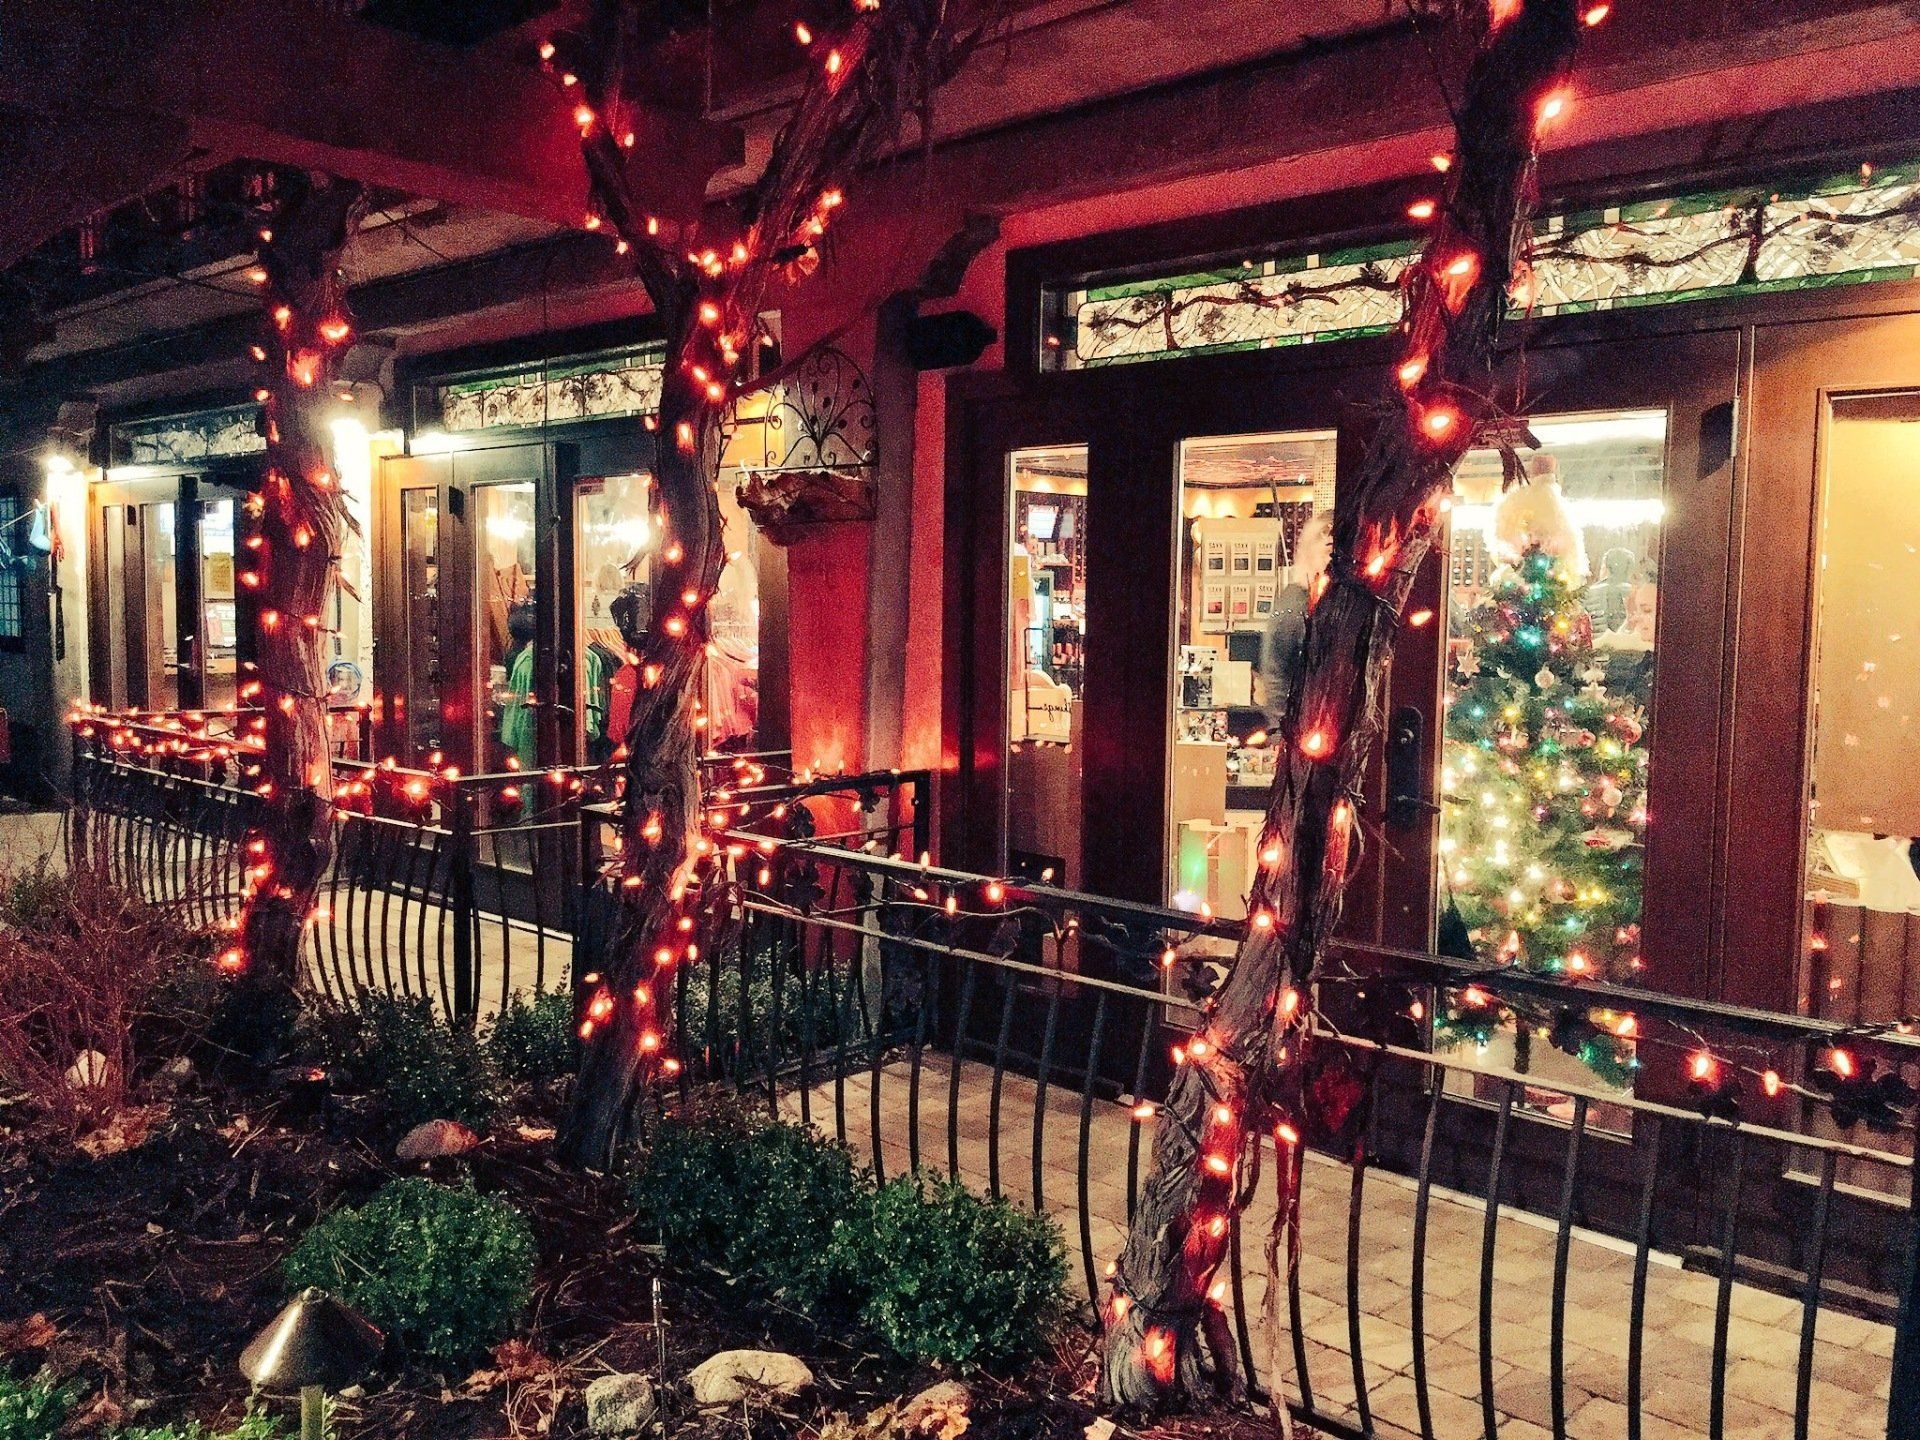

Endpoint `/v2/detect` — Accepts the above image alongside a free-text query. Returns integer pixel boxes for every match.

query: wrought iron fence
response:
[657,834,1920,1440]
[56,717,1920,1437]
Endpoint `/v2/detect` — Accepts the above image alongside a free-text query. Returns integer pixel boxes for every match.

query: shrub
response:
[0,1372,70,1440]
[112,1413,285,1440]
[836,1175,1067,1368]
[284,1178,535,1365]
[676,955,861,1061]
[631,1114,867,1309]
[0,863,205,1132]
[326,993,498,1128]
[485,990,578,1084]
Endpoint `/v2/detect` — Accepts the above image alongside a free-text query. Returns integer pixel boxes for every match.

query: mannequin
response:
[1259,510,1332,727]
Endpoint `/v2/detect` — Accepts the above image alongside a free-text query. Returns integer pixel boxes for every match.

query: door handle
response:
[1385,705,1431,828]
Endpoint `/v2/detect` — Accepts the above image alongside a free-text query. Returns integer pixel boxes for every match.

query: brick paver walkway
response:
[785,1057,1896,1440]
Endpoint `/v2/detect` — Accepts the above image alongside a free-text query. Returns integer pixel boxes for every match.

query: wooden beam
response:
[0,110,197,270]
[0,0,738,233]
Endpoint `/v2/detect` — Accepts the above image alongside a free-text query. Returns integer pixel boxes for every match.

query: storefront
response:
[87,403,273,714]
[943,157,1920,1137]
[374,340,785,780]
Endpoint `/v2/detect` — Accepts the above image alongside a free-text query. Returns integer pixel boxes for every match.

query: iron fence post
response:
[1890,1114,1920,1440]
[450,785,477,1026]
[67,726,88,869]
[910,772,931,861]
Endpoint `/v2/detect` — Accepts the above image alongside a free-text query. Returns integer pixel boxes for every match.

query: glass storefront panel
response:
[1437,409,1665,1118]
[199,497,238,712]
[1006,446,1088,885]
[575,473,653,764]
[1802,392,1920,1191]
[400,487,441,760]
[1169,431,1336,920]
[476,479,538,775]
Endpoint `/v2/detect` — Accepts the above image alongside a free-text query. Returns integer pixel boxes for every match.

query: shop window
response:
[1803,393,1920,1189]
[477,479,538,776]
[1043,159,1920,370]
[1006,446,1088,885]
[0,492,23,643]
[1436,410,1665,1122]
[1169,431,1336,921]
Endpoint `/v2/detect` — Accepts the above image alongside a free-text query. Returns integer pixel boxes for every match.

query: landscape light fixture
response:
[240,1287,384,1440]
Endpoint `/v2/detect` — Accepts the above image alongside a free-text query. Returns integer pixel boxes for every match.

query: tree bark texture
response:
[1100,0,1585,1410]
[222,175,365,1053]
[558,0,993,1167]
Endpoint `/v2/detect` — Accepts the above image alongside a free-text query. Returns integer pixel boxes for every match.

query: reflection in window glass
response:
[1170,431,1336,921]
[477,480,538,776]
[1437,411,1663,1114]
[200,499,238,712]
[1802,394,1920,1193]
[1006,446,1087,886]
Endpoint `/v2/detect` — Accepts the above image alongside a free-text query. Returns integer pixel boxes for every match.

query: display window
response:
[1004,445,1087,886]
[1433,410,1666,1124]
[1168,430,1336,920]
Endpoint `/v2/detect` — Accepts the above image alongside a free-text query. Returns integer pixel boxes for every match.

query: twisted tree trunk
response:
[1100,0,1585,1409]
[556,0,992,1168]
[220,175,364,1055]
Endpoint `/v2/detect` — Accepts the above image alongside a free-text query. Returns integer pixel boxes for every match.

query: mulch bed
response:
[0,1067,1145,1440]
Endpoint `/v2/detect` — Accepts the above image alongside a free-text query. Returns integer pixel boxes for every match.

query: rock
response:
[395,1118,482,1161]
[66,1049,112,1089]
[585,1373,658,1434]
[687,1350,813,1407]
[898,1381,971,1438]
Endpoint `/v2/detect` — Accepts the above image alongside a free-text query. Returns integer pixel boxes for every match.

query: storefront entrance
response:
[374,422,777,782]
[947,256,1920,1291]
[88,471,251,713]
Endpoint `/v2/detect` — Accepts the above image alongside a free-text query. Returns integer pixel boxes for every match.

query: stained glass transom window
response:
[1044,161,1920,370]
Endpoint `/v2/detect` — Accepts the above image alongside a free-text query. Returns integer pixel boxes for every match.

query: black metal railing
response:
[57,722,1920,1437]
[651,834,1920,1440]
[65,716,927,1027]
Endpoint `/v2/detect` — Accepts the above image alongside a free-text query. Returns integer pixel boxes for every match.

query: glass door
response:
[474,477,539,777]
[1005,445,1089,886]
[1169,430,1336,922]
[196,494,240,712]
[139,498,181,709]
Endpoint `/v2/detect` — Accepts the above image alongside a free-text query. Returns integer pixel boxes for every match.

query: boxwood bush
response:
[630,1114,867,1310]
[631,1114,1067,1367]
[485,990,579,1084]
[284,1178,535,1365]
[326,993,499,1129]
[839,1175,1067,1368]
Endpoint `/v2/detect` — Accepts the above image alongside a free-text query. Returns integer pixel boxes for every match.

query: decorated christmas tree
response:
[1436,468,1650,1083]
